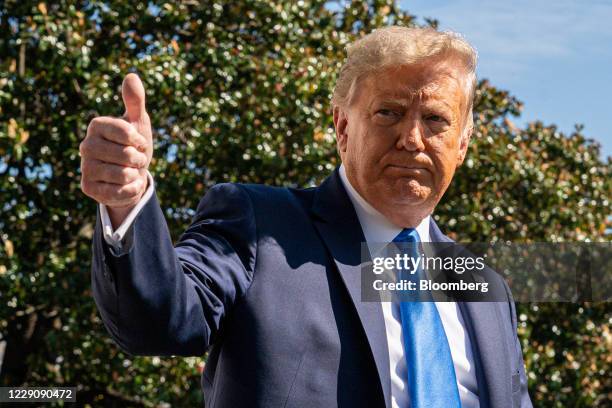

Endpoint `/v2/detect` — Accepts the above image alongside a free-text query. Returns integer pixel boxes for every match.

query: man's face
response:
[334,56,473,227]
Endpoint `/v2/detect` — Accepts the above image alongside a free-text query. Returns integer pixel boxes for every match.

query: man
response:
[80,26,532,407]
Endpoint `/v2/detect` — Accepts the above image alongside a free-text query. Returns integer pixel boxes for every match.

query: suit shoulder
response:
[236,182,317,209]
[199,182,317,222]
[199,182,291,205]
[196,182,253,213]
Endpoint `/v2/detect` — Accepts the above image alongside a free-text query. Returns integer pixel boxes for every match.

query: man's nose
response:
[396,119,426,152]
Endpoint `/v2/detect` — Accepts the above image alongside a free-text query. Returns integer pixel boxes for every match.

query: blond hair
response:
[332,26,478,120]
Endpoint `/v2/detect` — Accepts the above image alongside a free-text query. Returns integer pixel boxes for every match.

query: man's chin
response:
[379,194,435,227]
[366,179,434,213]
[393,179,432,202]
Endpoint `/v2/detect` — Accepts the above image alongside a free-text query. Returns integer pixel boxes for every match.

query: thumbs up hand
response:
[80,73,153,227]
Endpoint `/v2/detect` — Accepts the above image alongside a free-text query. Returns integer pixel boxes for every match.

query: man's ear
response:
[456,115,473,166]
[333,106,349,153]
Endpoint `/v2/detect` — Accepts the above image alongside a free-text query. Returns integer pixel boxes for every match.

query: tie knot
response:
[393,228,420,243]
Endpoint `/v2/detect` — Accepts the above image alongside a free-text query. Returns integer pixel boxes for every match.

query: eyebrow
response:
[424,98,453,111]
[374,95,454,112]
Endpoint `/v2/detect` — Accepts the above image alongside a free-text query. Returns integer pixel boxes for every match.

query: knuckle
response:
[87,117,101,135]
[119,166,134,183]
[123,179,142,197]
[83,140,99,157]
[80,160,89,176]
[122,128,133,144]
[118,184,134,197]
[124,146,143,167]
[99,183,116,200]
[81,180,93,196]
[79,140,90,155]
[87,117,99,128]
[121,146,134,163]
[117,124,132,141]
[114,184,126,198]
[129,129,147,147]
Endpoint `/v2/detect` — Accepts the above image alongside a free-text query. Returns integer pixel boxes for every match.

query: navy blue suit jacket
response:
[92,168,532,407]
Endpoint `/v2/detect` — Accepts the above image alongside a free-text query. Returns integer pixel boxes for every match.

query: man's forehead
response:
[370,69,462,100]
[375,82,452,102]
[361,59,466,103]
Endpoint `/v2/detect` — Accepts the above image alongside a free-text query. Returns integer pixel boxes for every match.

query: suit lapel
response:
[461,301,513,408]
[430,220,513,408]
[309,172,513,408]
[311,169,392,408]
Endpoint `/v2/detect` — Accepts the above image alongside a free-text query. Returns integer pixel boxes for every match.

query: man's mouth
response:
[387,164,432,175]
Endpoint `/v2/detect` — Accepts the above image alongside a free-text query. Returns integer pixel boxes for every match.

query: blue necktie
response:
[393,228,461,407]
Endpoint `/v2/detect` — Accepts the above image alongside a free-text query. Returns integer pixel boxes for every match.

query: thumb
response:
[121,73,147,124]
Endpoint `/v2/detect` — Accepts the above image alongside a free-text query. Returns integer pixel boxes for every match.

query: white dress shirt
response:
[338,164,479,408]
[100,167,479,407]
[99,171,155,252]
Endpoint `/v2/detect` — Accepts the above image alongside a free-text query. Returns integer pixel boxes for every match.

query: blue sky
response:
[401,0,612,159]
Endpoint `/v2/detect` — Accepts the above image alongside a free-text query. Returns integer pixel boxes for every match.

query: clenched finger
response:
[81,137,147,168]
[87,116,147,149]
[85,159,142,185]
[86,177,146,206]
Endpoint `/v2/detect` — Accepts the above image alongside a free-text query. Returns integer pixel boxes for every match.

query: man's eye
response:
[376,109,399,117]
[426,114,447,123]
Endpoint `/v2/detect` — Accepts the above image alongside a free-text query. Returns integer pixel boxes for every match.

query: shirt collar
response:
[338,164,431,244]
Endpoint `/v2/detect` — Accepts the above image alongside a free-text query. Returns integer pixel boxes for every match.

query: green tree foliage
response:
[0,1,610,406]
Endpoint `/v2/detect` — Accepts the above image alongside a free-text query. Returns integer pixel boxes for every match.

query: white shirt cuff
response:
[99,171,155,250]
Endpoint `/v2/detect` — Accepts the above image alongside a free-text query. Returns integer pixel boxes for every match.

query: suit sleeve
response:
[504,282,534,408]
[91,183,257,356]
